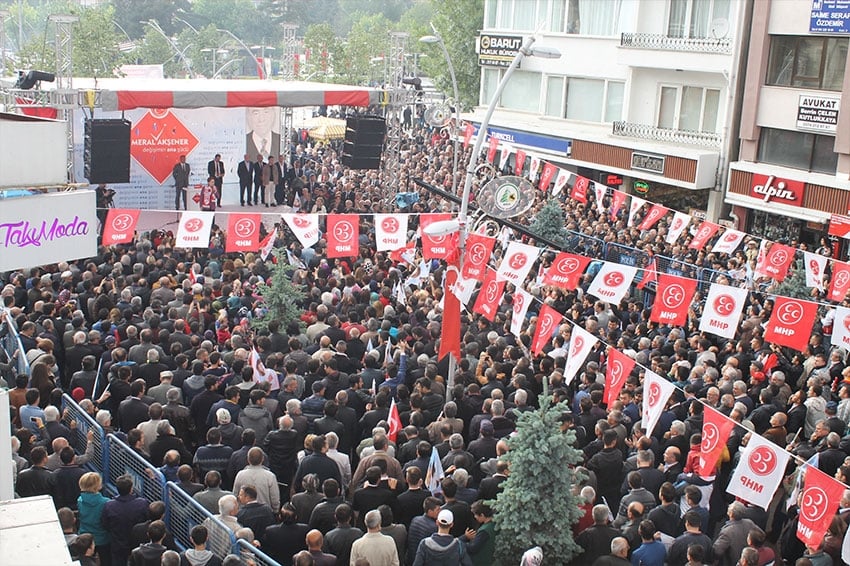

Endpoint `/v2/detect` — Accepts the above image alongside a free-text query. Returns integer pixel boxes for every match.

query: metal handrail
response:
[0,307,30,376]
[61,393,109,473]
[107,433,167,503]
[165,481,239,559]
[612,121,722,148]
[620,32,732,54]
[234,538,284,566]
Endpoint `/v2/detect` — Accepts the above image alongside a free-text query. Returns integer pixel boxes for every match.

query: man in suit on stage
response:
[207,154,225,207]
[237,154,254,206]
[274,155,287,207]
[172,155,191,211]
[252,154,265,207]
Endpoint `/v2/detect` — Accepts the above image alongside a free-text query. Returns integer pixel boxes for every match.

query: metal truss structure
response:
[50,14,79,182]
[381,32,416,205]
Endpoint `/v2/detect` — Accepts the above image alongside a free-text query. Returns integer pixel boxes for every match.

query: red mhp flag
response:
[604,348,636,406]
[388,398,402,442]
[699,406,736,477]
[829,260,850,302]
[610,190,627,221]
[463,123,474,149]
[326,214,359,258]
[758,243,796,282]
[462,233,496,279]
[421,213,459,260]
[531,304,563,356]
[472,269,505,322]
[637,204,669,231]
[571,175,590,203]
[390,241,416,265]
[796,466,845,546]
[102,209,140,245]
[538,162,557,192]
[225,213,261,253]
[636,258,657,290]
[515,149,527,175]
[439,265,462,363]
[543,252,590,290]
[764,297,819,351]
[688,221,721,251]
[486,135,499,163]
[259,231,276,261]
[650,274,698,326]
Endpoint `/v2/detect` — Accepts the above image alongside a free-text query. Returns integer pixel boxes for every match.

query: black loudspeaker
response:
[84,119,131,184]
[341,116,386,170]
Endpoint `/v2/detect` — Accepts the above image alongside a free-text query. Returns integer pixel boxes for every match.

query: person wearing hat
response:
[412,508,473,566]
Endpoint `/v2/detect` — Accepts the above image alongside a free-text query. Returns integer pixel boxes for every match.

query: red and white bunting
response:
[463,123,474,148]
[594,182,606,214]
[699,406,737,477]
[763,296,818,351]
[699,283,748,339]
[553,168,571,197]
[688,221,721,251]
[486,134,499,163]
[569,174,590,203]
[637,204,670,231]
[514,149,527,175]
[604,348,636,406]
[450,274,477,305]
[175,211,215,249]
[756,242,795,281]
[102,209,140,245]
[528,155,541,182]
[831,306,850,350]
[225,213,262,253]
[711,228,745,255]
[642,370,677,436]
[543,252,591,290]
[829,260,850,302]
[531,304,563,356]
[375,214,408,252]
[499,143,513,166]
[728,434,790,510]
[471,269,505,322]
[649,273,698,327]
[627,196,646,227]
[326,214,359,258]
[564,326,598,385]
[665,211,691,244]
[797,466,846,546]
[611,190,627,221]
[510,287,533,338]
[462,233,496,280]
[804,251,827,290]
[496,241,541,285]
[282,213,320,248]
[420,213,458,260]
[539,162,558,192]
[586,262,637,304]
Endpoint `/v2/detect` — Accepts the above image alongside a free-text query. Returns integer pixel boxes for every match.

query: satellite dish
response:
[710,18,729,39]
[476,176,535,219]
[425,103,452,128]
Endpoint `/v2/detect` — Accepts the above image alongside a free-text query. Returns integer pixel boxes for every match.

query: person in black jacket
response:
[53,446,86,510]
[236,485,276,541]
[149,421,192,469]
[16,445,55,498]
[129,520,167,566]
[262,504,309,564]
[586,430,626,513]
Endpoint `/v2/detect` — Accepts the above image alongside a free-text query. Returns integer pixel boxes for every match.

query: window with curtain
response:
[766,35,848,91]
[605,81,625,122]
[566,0,623,36]
[666,0,730,38]
[501,70,542,113]
[485,0,498,28]
[566,78,604,121]
[657,86,720,132]
[758,127,838,174]
[481,68,500,107]
[545,76,565,117]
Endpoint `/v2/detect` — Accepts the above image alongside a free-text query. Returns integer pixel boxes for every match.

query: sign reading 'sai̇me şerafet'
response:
[0,191,97,271]
[810,0,850,33]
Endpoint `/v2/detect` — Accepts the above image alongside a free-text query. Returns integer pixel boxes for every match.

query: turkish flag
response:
[650,274,698,327]
[637,204,669,231]
[764,297,818,351]
[757,243,795,281]
[829,261,850,302]
[472,269,505,322]
[642,370,677,436]
[564,327,598,385]
[610,190,627,221]
[462,233,496,279]
[531,304,563,356]
[515,149,527,176]
[796,466,845,546]
[326,214,359,258]
[604,349,636,406]
[101,209,140,245]
[699,406,737,477]
[543,252,591,290]
[463,123,474,149]
[421,213,459,260]
[571,175,590,203]
[225,213,261,253]
[388,398,403,443]
[688,221,721,251]
[636,258,657,290]
[538,162,557,192]
[486,135,499,163]
[438,265,462,363]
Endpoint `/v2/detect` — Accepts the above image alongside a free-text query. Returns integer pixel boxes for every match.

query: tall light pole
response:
[141,19,194,78]
[201,47,228,78]
[216,28,262,78]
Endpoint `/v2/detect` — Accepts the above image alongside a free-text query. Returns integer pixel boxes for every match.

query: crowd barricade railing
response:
[165,481,238,560]
[61,393,109,473]
[234,538,283,566]
[565,230,608,261]
[107,433,166,504]
[1,307,30,376]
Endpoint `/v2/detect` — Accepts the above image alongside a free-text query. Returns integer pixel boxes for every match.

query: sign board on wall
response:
[0,191,97,271]
[749,173,805,207]
[478,34,523,67]
[797,94,840,132]
[810,0,850,33]
[829,213,850,238]
[631,152,665,174]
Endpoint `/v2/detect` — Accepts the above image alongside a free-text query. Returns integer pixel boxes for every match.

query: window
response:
[545,76,565,117]
[766,35,848,91]
[656,85,721,132]
[485,0,497,28]
[567,0,623,36]
[552,78,624,122]
[481,67,500,107]
[667,0,731,38]
[501,70,542,113]
[758,128,838,174]
[605,81,625,122]
[494,0,568,32]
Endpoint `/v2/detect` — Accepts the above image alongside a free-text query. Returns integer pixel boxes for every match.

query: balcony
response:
[620,33,732,54]
[612,121,722,148]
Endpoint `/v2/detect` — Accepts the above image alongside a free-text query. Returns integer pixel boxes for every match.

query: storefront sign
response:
[810,0,850,33]
[797,94,840,133]
[471,123,572,155]
[633,180,650,194]
[750,174,805,207]
[630,152,665,174]
[478,34,523,67]
[829,214,850,238]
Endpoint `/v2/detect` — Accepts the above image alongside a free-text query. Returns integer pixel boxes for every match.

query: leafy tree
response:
[189,0,266,46]
[337,13,392,85]
[302,23,339,82]
[528,199,569,248]
[72,4,125,77]
[492,400,586,565]
[112,0,191,40]
[773,258,814,300]
[252,251,306,332]
[133,27,185,78]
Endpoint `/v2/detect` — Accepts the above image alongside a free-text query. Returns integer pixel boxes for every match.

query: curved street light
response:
[141,19,194,78]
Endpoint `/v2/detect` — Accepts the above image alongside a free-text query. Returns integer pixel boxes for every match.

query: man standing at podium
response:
[172,155,190,211]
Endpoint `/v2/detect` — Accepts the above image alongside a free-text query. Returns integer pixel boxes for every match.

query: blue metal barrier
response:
[107,433,167,504]
[61,393,108,473]
[234,538,283,566]
[166,481,238,559]
[0,307,30,376]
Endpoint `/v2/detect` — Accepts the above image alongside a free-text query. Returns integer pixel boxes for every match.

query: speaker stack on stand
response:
[341,116,386,170]
[84,119,131,184]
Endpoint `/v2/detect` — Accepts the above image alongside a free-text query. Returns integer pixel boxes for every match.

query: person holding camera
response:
[95,184,116,233]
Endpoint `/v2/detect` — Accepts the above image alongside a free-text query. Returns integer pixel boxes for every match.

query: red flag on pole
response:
[531,304,563,356]
[796,465,846,546]
[463,123,474,149]
[699,406,737,477]
[438,265,462,363]
[604,348,636,406]
[388,398,402,442]
[636,258,657,290]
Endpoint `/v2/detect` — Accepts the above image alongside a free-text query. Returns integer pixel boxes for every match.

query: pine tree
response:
[528,199,568,248]
[251,250,306,332]
[492,399,586,565]
[773,258,813,300]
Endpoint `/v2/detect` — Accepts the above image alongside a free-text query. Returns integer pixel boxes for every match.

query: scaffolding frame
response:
[381,32,415,204]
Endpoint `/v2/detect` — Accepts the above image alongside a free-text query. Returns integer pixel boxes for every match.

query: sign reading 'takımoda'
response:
[797,94,840,133]
[0,191,97,271]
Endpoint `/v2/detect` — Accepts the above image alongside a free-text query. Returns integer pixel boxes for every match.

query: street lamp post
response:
[141,19,194,78]
[201,47,228,78]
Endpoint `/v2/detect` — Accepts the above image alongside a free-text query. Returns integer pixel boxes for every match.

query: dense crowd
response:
[2,116,850,566]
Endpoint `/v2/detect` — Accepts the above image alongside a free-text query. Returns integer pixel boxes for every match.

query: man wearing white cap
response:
[412,509,473,566]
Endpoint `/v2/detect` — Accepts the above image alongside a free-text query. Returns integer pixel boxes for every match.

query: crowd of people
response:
[2,113,850,566]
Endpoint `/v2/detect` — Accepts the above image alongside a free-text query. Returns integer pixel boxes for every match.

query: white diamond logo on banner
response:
[496,241,541,284]
[586,262,638,304]
[510,287,533,338]
[642,370,677,436]
[804,251,827,291]
[564,326,599,385]
[711,229,745,255]
[627,196,646,227]
[665,212,692,244]
[699,283,748,339]
[375,214,409,252]
[176,211,214,249]
[727,434,790,510]
[282,214,320,248]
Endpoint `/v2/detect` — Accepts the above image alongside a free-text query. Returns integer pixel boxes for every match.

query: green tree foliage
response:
[112,0,191,40]
[302,23,340,81]
[773,258,814,299]
[528,199,569,248]
[72,4,125,77]
[252,251,306,332]
[492,400,586,565]
[337,13,392,85]
[133,27,186,78]
[187,0,265,46]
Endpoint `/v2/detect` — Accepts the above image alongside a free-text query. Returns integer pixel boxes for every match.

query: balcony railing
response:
[612,121,722,148]
[620,33,732,55]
